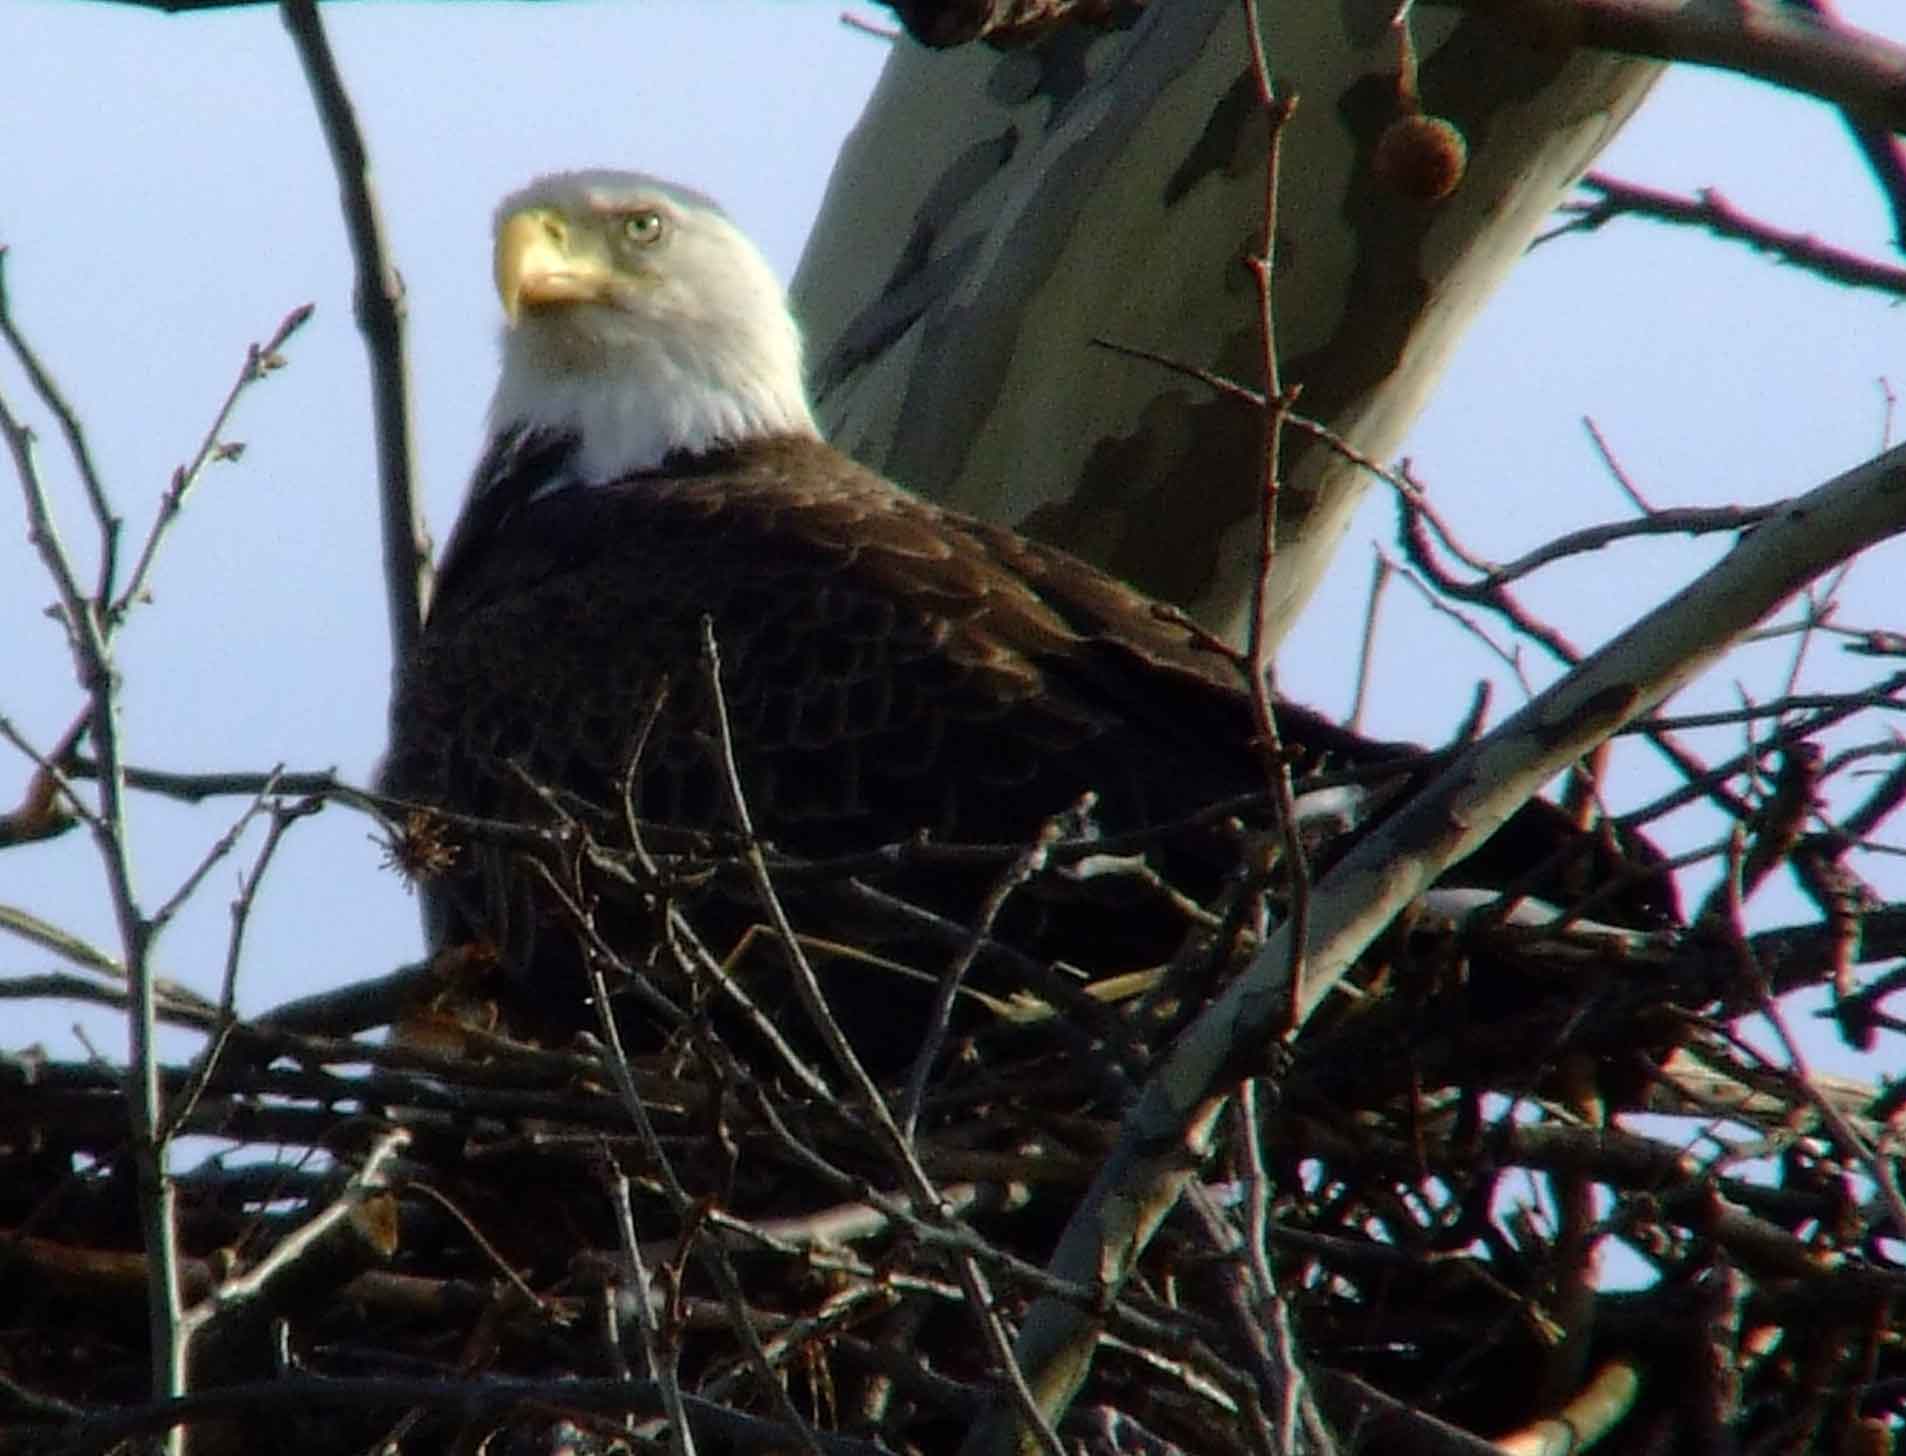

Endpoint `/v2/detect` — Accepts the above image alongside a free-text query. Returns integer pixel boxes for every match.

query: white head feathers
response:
[486,170,819,482]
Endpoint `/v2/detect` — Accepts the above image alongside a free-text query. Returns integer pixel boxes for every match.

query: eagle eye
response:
[621,209,665,247]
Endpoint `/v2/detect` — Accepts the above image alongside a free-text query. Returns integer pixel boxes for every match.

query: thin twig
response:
[900,803,1076,1144]
[1581,417,1654,515]
[1390,470,1761,824]
[698,620,924,1179]
[112,304,313,624]
[146,772,286,939]
[1237,0,1310,1032]
[1556,173,1906,299]
[602,1152,697,1456]
[165,792,317,1142]
[1086,337,1420,503]
[0,250,118,600]
[1646,683,1906,733]
[1382,552,1534,696]
[574,892,826,1456]
[698,620,1068,1456]
[1347,552,1392,733]
[1740,914,1906,1244]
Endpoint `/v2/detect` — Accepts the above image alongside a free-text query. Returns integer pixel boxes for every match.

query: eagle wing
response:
[384,434,1344,862]
[381,433,1672,1052]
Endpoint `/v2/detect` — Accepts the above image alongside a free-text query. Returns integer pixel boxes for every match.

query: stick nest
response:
[5,751,1906,1456]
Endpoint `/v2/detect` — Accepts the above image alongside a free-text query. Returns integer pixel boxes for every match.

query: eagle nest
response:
[5,722,1906,1456]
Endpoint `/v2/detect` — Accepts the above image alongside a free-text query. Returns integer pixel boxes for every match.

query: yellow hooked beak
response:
[494,208,616,323]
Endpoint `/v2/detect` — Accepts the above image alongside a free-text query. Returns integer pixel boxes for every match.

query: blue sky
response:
[1,2,1901,1063]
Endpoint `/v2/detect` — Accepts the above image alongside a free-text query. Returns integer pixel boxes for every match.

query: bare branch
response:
[277,0,428,675]
[1443,0,1906,133]
[0,260,186,1429]
[0,250,118,600]
[602,1155,698,1456]
[146,772,285,940]
[967,441,1906,1450]
[61,757,363,814]
[1237,0,1312,1042]
[113,304,313,624]
[1555,174,1906,298]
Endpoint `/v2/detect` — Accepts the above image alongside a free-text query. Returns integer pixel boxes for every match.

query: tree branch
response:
[1448,0,1906,133]
[1554,174,1906,298]
[961,441,1906,1452]
[278,0,428,679]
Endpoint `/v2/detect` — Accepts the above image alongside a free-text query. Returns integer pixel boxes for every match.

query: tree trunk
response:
[794,1,1657,644]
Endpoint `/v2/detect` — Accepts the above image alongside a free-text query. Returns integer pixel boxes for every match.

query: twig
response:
[278,0,427,671]
[602,1155,696,1456]
[46,1373,894,1456]
[1645,683,1906,734]
[1776,572,1847,701]
[1347,553,1392,733]
[1555,173,1906,299]
[698,620,1067,1456]
[701,1283,899,1403]
[900,803,1076,1143]
[0,250,117,600]
[146,773,285,940]
[1390,471,1759,824]
[1581,417,1654,515]
[112,304,313,624]
[1313,1369,1506,1456]
[698,621,920,1173]
[1748,951,1906,1243]
[1232,1082,1335,1452]
[601,689,838,1102]
[1618,673,1906,830]
[1,896,127,975]
[173,1125,410,1346]
[1383,551,1534,695]
[1467,501,1776,594]
[838,11,901,43]
[1236,0,1311,1034]
[165,791,316,1141]
[1085,337,1421,508]
[1843,120,1906,256]
[572,883,826,1456]
[0,972,222,1032]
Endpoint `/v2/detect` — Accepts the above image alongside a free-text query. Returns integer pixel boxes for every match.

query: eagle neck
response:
[488,348,819,484]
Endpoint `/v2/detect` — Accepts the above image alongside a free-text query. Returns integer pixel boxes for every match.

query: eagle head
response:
[486,170,818,482]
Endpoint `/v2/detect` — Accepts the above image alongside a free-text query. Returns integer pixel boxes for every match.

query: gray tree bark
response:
[794,1,1657,644]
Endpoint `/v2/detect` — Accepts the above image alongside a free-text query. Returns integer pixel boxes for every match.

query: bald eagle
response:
[381,171,1667,1071]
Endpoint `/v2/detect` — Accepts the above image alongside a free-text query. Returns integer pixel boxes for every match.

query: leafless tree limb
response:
[966,441,1906,1452]
[278,0,428,674]
[0,255,188,1438]
[1552,174,1906,298]
[1444,0,1906,133]
[115,305,314,624]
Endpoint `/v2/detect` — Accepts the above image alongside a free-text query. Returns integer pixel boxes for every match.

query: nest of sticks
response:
[5,712,1906,1456]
